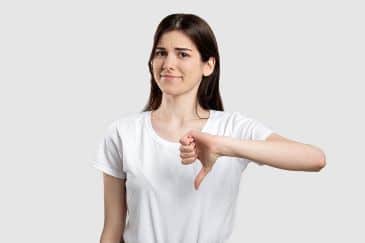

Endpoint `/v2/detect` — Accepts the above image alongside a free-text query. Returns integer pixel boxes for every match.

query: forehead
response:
[157,30,197,50]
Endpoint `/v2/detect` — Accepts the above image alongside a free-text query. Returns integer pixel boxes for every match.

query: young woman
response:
[94,13,326,243]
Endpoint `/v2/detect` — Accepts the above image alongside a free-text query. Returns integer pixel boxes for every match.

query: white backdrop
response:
[0,0,363,242]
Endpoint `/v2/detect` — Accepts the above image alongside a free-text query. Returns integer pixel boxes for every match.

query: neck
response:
[153,95,209,122]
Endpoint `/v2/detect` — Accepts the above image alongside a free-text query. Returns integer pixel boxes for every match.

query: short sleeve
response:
[232,112,275,166]
[93,121,126,179]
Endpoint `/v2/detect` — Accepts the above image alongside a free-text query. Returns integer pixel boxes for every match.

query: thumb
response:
[180,134,194,145]
[194,166,210,190]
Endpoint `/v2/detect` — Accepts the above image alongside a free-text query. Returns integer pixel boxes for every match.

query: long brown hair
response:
[142,13,224,117]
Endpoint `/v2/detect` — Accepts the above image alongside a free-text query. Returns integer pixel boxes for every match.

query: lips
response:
[161,75,181,78]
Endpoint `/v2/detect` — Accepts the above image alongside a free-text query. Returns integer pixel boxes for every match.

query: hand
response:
[179,130,221,190]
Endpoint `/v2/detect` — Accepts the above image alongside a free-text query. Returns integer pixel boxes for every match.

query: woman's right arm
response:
[100,173,127,243]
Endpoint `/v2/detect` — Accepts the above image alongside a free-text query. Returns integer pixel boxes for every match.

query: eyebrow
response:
[155,47,193,52]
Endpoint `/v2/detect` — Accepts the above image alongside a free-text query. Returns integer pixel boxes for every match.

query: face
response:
[150,30,214,96]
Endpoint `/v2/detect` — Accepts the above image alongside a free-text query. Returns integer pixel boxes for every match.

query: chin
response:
[162,86,198,97]
[160,88,183,96]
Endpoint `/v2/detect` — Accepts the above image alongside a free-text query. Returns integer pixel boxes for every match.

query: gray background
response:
[0,0,364,242]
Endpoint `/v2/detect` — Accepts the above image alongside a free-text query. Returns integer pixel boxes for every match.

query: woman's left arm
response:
[215,133,326,171]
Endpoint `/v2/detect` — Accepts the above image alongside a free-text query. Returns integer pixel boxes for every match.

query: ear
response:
[203,57,216,77]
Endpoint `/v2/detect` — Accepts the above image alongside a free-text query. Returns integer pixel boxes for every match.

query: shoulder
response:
[210,110,255,133]
[112,111,145,125]
[212,109,251,123]
[217,109,272,129]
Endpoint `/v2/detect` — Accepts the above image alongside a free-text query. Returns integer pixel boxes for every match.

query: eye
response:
[155,50,166,57]
[179,52,189,58]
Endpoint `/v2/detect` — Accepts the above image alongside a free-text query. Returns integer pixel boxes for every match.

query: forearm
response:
[100,235,123,243]
[100,225,124,243]
[100,241,124,243]
[215,136,326,171]
[100,236,124,243]
[100,240,124,243]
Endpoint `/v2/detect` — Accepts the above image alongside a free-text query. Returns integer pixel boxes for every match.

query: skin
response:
[100,29,327,242]
[150,30,215,127]
[100,174,126,243]
[151,30,326,190]
[100,30,214,243]
[179,130,326,190]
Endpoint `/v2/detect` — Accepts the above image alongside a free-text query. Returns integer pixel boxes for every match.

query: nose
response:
[162,53,176,70]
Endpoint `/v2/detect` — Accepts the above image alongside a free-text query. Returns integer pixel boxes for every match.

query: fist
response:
[179,130,221,190]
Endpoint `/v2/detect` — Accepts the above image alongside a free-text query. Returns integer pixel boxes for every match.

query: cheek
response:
[151,63,161,76]
[182,63,203,80]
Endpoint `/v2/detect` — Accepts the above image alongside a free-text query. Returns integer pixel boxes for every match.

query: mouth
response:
[160,75,182,79]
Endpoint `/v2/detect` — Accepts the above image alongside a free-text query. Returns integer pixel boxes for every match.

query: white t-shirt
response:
[93,109,274,243]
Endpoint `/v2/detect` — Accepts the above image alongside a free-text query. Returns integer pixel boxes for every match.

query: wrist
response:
[213,135,232,157]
